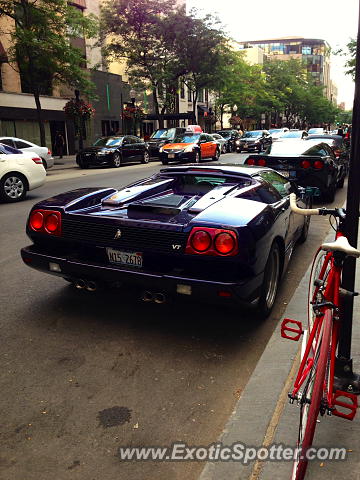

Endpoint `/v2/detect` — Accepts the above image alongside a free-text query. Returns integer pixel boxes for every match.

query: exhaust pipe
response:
[74,279,86,290]
[141,291,153,302]
[86,281,97,292]
[154,292,166,304]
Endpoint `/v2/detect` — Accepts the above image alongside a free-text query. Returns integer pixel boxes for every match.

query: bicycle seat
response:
[322,236,360,257]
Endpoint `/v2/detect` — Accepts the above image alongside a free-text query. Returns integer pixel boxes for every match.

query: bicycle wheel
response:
[308,248,332,333]
[292,309,332,480]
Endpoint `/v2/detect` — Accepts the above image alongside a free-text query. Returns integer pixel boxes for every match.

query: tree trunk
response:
[220,105,224,129]
[33,89,46,147]
[152,87,164,129]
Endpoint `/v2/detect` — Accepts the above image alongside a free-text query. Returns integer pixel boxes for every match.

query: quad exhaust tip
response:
[141,291,166,304]
[74,279,97,292]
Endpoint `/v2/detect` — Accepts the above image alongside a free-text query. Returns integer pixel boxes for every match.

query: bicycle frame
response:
[291,232,343,411]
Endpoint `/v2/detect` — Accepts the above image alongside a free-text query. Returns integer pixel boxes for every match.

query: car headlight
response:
[183,145,194,153]
[235,140,240,144]
[97,151,107,155]
[159,147,164,153]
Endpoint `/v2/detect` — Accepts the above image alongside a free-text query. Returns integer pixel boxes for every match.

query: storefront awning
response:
[144,113,193,121]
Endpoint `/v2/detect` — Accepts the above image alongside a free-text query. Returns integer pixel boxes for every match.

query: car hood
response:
[162,143,196,150]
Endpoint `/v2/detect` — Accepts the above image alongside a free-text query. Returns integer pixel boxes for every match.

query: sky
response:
[187,0,359,109]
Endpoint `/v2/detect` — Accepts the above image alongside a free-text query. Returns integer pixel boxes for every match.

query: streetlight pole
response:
[130,88,136,136]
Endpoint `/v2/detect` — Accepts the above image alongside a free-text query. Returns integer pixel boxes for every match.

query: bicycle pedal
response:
[332,390,358,420]
[281,318,303,341]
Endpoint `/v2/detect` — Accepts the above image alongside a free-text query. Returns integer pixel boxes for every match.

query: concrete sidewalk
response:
[198,229,360,480]
[52,155,77,170]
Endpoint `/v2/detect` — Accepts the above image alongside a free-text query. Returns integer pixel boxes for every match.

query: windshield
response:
[172,133,200,144]
[217,131,231,138]
[269,129,282,134]
[93,137,124,147]
[308,128,324,134]
[281,131,303,138]
[242,131,262,138]
[268,140,310,155]
[150,128,176,139]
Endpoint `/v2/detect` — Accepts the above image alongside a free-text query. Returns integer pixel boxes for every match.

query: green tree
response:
[337,38,356,80]
[101,0,186,128]
[0,0,98,146]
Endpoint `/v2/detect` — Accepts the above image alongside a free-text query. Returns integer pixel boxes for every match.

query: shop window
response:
[187,87,192,102]
[180,81,185,99]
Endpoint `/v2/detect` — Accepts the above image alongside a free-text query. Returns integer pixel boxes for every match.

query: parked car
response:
[210,133,228,154]
[307,127,325,135]
[159,131,220,164]
[280,130,308,139]
[76,136,150,169]
[20,164,311,317]
[305,134,349,187]
[268,128,289,141]
[236,130,272,153]
[147,127,186,157]
[215,129,241,152]
[0,136,54,169]
[0,143,46,202]
[245,139,339,201]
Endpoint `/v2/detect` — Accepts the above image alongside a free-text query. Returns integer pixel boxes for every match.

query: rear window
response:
[0,143,22,154]
[268,140,308,155]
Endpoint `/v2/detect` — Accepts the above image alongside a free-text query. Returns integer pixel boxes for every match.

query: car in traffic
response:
[0,143,46,202]
[147,127,186,157]
[76,135,150,169]
[268,128,289,141]
[20,164,311,317]
[245,139,340,201]
[305,134,349,187]
[236,130,272,153]
[280,130,308,139]
[307,127,325,135]
[159,132,220,164]
[0,136,54,169]
[215,129,241,152]
[210,133,228,154]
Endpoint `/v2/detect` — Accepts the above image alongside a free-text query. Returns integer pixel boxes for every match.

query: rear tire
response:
[256,242,281,317]
[222,144,227,154]
[78,161,89,169]
[141,150,150,164]
[41,158,48,170]
[292,310,332,480]
[162,160,168,165]
[212,148,220,161]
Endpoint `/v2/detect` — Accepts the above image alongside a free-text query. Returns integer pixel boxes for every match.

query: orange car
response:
[159,131,220,165]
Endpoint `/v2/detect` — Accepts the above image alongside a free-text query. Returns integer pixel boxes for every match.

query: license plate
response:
[243,145,248,149]
[168,154,175,158]
[106,248,143,267]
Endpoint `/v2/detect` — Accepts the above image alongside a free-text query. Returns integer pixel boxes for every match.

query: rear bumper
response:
[159,151,196,163]
[21,245,263,307]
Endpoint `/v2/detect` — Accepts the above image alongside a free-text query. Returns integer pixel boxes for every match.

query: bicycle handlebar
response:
[289,193,320,216]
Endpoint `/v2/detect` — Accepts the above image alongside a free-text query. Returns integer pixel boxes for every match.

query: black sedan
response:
[236,130,272,153]
[245,140,340,201]
[76,136,150,169]
[20,164,311,318]
[215,129,241,152]
[147,127,186,157]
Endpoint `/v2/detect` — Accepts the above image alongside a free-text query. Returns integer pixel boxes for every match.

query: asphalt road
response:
[0,153,348,480]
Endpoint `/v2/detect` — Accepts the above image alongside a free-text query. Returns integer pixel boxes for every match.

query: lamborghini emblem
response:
[114,229,122,239]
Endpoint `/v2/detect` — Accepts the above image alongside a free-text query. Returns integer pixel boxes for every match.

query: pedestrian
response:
[54,131,65,158]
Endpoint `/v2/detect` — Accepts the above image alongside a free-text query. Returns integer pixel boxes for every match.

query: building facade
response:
[237,37,337,104]
[0,0,128,154]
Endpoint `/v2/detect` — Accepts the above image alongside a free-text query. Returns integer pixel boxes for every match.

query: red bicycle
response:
[281,193,359,480]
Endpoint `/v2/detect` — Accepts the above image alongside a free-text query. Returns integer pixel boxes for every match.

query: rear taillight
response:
[191,230,212,252]
[246,157,266,166]
[301,160,311,169]
[314,160,324,170]
[47,149,52,156]
[214,232,236,254]
[186,227,238,256]
[32,157,43,165]
[29,209,62,236]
